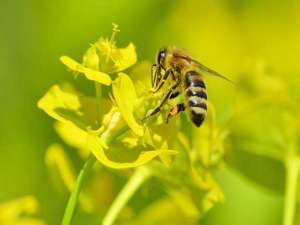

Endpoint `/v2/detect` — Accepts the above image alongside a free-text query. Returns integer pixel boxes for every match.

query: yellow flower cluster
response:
[38,27,176,171]
[0,196,45,225]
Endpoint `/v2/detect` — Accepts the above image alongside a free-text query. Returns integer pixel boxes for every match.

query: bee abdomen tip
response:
[191,110,206,127]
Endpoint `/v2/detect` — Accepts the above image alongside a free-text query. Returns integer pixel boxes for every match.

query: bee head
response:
[152,47,167,88]
[156,47,167,68]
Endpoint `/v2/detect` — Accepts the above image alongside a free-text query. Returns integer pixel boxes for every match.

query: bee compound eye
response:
[157,48,167,65]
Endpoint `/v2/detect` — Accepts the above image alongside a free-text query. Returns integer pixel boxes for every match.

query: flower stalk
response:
[61,154,96,225]
[95,82,102,126]
[102,166,152,225]
[283,156,300,225]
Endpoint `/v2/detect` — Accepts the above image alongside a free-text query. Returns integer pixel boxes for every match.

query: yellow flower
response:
[87,132,176,169]
[37,75,175,170]
[95,38,137,73]
[0,196,45,225]
[60,56,112,85]
[37,83,99,130]
[60,31,137,85]
[112,73,144,136]
[54,122,90,158]
[192,109,227,167]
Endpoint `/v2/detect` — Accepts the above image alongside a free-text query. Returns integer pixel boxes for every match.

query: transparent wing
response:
[191,59,234,84]
[172,51,234,84]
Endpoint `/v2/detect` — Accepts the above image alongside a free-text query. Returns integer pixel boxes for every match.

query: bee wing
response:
[172,50,234,84]
[191,59,234,84]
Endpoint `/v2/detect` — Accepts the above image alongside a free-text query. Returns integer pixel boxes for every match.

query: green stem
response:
[102,166,152,225]
[61,154,96,225]
[95,82,102,126]
[283,156,300,225]
[106,126,130,144]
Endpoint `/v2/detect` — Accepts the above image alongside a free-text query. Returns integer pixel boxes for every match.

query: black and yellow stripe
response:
[184,70,207,127]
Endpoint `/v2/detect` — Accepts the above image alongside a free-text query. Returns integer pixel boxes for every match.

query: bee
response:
[147,47,232,127]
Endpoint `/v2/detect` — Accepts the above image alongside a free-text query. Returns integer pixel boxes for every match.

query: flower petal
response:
[0,196,39,214]
[95,39,137,73]
[113,73,144,136]
[0,196,45,225]
[83,45,99,70]
[158,141,174,167]
[60,56,112,85]
[87,134,177,169]
[37,84,81,123]
[45,144,76,192]
[37,84,99,129]
[111,43,137,72]
[54,122,90,158]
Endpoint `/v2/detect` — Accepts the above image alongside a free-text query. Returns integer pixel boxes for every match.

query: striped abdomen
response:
[184,70,207,127]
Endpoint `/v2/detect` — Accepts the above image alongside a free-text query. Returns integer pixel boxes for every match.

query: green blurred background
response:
[1,0,300,224]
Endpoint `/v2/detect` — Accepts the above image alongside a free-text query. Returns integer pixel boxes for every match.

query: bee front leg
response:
[144,79,181,121]
[146,90,173,118]
[151,68,173,93]
[151,64,157,87]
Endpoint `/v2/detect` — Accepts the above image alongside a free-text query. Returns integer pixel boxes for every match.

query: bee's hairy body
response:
[165,52,208,127]
[149,47,229,127]
[183,70,207,126]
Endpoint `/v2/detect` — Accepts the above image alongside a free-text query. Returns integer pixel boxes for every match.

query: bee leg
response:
[145,79,181,121]
[166,103,185,123]
[143,73,181,123]
[147,90,173,118]
[169,90,179,99]
[151,68,173,93]
[151,64,157,87]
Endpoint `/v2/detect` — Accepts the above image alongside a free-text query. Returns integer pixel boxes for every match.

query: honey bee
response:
[147,47,232,127]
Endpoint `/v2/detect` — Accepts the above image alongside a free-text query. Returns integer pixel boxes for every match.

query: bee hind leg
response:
[166,103,185,123]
